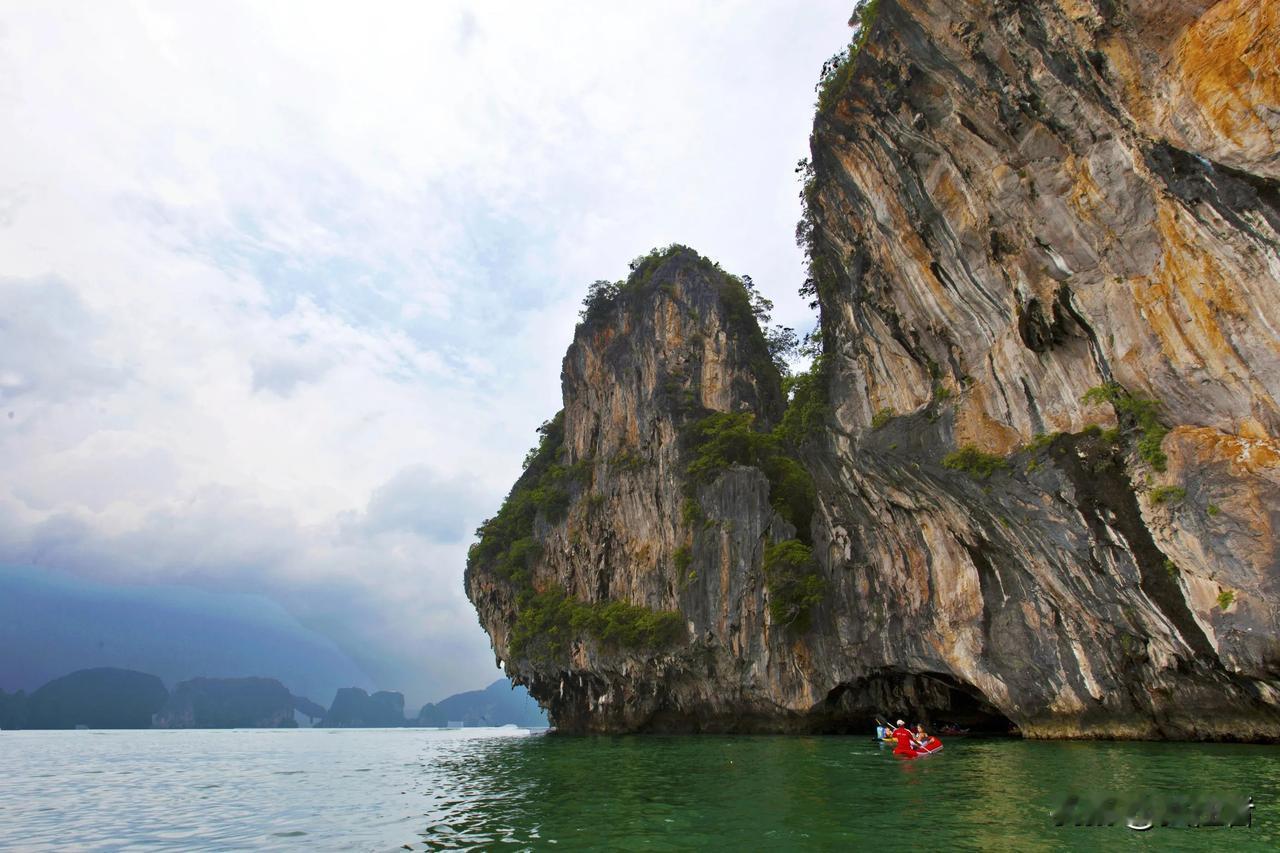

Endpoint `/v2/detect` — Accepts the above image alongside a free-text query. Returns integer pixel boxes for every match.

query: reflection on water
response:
[1,728,1277,851]
[417,735,1280,851]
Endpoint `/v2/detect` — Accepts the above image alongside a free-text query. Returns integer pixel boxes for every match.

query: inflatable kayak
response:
[893,736,944,758]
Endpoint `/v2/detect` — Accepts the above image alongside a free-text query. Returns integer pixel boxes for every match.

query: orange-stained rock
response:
[805,0,1280,738]
[1175,0,1280,174]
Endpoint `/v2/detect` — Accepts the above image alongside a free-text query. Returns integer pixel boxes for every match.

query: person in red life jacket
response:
[891,719,916,755]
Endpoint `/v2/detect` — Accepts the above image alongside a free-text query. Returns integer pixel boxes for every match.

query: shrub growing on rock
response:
[1149,485,1187,506]
[1082,383,1170,471]
[509,588,686,661]
[763,540,826,632]
[871,406,895,430]
[683,411,817,542]
[942,445,1010,479]
[684,412,774,483]
[815,0,881,114]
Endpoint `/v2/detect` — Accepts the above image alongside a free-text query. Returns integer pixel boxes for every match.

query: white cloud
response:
[0,0,853,703]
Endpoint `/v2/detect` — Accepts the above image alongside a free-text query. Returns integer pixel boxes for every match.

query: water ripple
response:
[1,729,1277,850]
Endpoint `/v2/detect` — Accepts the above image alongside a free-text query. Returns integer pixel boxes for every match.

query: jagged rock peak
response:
[563,245,785,462]
[466,244,816,732]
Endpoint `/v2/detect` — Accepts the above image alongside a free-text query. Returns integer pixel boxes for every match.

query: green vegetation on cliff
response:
[775,354,829,448]
[469,410,685,662]
[815,0,881,114]
[680,377,826,631]
[871,407,895,430]
[942,445,1010,479]
[682,411,816,541]
[685,412,774,483]
[470,412,573,586]
[796,159,838,313]
[1082,383,1170,471]
[795,0,884,333]
[509,588,686,662]
[677,319,828,627]
[1026,431,1062,453]
[763,540,826,632]
[1149,485,1187,506]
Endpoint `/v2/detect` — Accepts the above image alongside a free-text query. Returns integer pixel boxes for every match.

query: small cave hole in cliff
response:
[817,672,1016,736]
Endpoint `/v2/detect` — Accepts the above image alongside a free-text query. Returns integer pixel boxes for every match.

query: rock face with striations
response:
[467,0,1280,739]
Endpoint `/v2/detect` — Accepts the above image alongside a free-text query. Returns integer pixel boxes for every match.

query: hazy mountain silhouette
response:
[25,667,168,729]
[418,679,546,727]
[321,687,408,727]
[0,563,372,702]
[153,677,303,728]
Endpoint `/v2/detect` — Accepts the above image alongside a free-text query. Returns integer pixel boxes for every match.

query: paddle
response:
[876,715,907,733]
[877,715,930,749]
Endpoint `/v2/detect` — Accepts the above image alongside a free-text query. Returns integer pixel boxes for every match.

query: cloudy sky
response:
[0,0,853,705]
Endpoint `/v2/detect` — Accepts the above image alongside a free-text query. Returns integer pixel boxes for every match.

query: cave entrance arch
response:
[815,670,1015,735]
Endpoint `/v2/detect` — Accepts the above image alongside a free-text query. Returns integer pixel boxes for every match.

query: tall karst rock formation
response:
[467,0,1280,739]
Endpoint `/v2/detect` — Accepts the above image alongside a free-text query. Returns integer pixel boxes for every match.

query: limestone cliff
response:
[466,0,1280,739]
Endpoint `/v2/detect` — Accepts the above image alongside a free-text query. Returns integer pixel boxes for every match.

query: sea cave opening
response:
[815,671,1016,736]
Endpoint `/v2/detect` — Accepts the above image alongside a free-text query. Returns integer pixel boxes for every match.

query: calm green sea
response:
[1,728,1276,850]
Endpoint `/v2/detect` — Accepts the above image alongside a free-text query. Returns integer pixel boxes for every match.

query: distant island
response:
[0,563,372,708]
[0,667,545,730]
[154,677,302,729]
[321,687,408,727]
[417,679,547,728]
[8,668,168,730]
